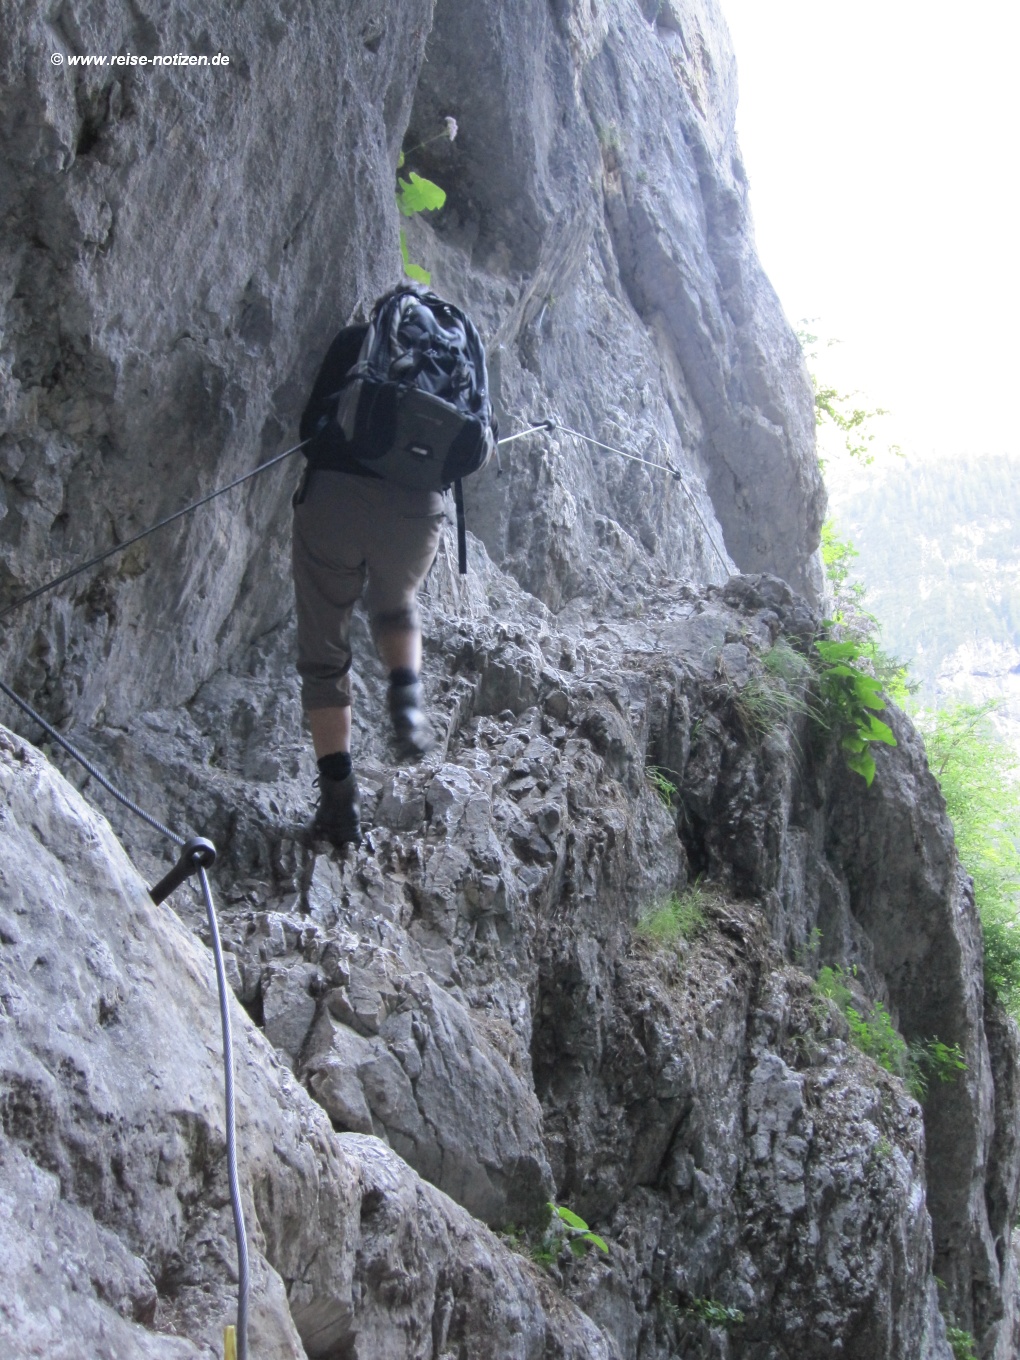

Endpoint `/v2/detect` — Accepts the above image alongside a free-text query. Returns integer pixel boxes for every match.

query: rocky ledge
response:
[4,547,1017,1358]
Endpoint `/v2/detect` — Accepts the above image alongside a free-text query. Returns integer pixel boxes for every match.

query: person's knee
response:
[298,662,353,712]
[370,605,419,638]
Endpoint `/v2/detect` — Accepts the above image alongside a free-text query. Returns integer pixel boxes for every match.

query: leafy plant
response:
[596,119,622,153]
[815,966,966,1099]
[646,765,679,806]
[945,1325,979,1360]
[821,523,913,705]
[846,997,909,1076]
[793,926,824,968]
[812,635,897,786]
[815,963,855,1010]
[501,1203,607,1267]
[637,885,707,946]
[685,1297,745,1328]
[907,1038,968,1101]
[872,1135,893,1162]
[547,1202,609,1257]
[394,119,457,286]
[916,702,1020,1015]
[797,325,896,465]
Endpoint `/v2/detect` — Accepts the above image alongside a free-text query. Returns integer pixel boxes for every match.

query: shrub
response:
[685,1297,745,1328]
[812,634,897,786]
[916,702,1020,1016]
[637,885,707,946]
[945,1325,979,1360]
[815,966,966,1100]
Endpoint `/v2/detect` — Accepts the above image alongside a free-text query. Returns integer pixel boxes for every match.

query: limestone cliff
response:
[1,2,1017,1358]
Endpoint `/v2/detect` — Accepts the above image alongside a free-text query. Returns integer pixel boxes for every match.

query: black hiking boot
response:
[388,678,434,758]
[312,771,362,847]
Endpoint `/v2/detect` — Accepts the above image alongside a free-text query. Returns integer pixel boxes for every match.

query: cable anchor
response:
[149,836,218,905]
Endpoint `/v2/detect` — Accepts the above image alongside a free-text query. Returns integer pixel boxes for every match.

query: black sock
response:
[317,751,352,781]
[389,666,418,689]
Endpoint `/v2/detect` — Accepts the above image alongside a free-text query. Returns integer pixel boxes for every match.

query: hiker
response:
[293,286,494,847]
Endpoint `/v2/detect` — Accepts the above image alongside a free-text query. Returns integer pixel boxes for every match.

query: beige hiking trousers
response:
[291,469,445,710]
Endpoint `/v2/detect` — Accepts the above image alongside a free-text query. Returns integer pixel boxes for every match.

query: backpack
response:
[325,289,497,573]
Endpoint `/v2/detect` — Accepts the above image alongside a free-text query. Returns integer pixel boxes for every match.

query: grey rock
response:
[0,0,1014,1355]
[304,966,553,1228]
[0,727,617,1358]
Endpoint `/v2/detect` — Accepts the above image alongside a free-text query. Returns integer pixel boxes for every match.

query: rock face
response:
[0,728,614,1359]
[1,2,1017,1359]
[0,0,822,729]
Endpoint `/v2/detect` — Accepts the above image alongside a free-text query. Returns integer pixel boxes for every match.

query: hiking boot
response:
[312,771,362,847]
[388,679,434,758]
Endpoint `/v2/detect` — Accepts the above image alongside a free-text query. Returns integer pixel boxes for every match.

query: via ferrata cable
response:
[0,682,250,1360]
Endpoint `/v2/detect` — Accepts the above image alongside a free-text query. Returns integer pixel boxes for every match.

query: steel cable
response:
[0,409,723,1360]
[199,864,251,1360]
[534,419,733,574]
[0,439,309,624]
[0,679,249,1358]
[0,676,185,845]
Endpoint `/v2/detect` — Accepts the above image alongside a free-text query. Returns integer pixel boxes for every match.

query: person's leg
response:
[308,706,351,759]
[292,472,368,843]
[375,628,422,675]
[363,485,445,756]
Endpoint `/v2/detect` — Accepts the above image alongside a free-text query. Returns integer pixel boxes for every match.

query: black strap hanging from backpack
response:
[454,477,467,575]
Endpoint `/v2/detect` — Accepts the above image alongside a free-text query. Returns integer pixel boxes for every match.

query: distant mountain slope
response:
[826,451,1020,739]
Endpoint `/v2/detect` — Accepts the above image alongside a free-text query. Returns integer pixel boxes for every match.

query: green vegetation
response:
[812,635,897,786]
[503,1201,609,1267]
[646,765,679,806]
[815,966,966,1100]
[812,522,912,784]
[395,120,457,285]
[636,884,707,946]
[816,515,1020,1025]
[945,1325,979,1360]
[732,644,812,738]
[816,965,907,1073]
[916,702,1020,1016]
[821,522,912,705]
[685,1297,745,1328]
[798,325,896,466]
[547,1201,609,1257]
[908,1037,968,1101]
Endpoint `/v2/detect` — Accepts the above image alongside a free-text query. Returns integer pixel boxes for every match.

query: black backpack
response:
[323,289,496,573]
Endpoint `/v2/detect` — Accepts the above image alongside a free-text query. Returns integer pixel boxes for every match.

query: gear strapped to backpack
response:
[303,288,497,574]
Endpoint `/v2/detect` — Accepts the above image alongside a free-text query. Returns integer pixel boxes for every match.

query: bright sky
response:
[718,0,1019,460]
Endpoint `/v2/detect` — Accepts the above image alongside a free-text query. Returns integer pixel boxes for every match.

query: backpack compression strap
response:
[454,477,467,575]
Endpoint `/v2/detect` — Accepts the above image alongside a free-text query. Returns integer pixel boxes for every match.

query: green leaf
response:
[585,1232,609,1253]
[396,171,447,216]
[845,749,877,785]
[815,640,859,662]
[399,229,432,286]
[825,663,861,679]
[553,1205,590,1232]
[863,715,897,745]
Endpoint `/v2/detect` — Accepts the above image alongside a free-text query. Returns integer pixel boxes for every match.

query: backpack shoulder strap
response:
[299,324,368,442]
